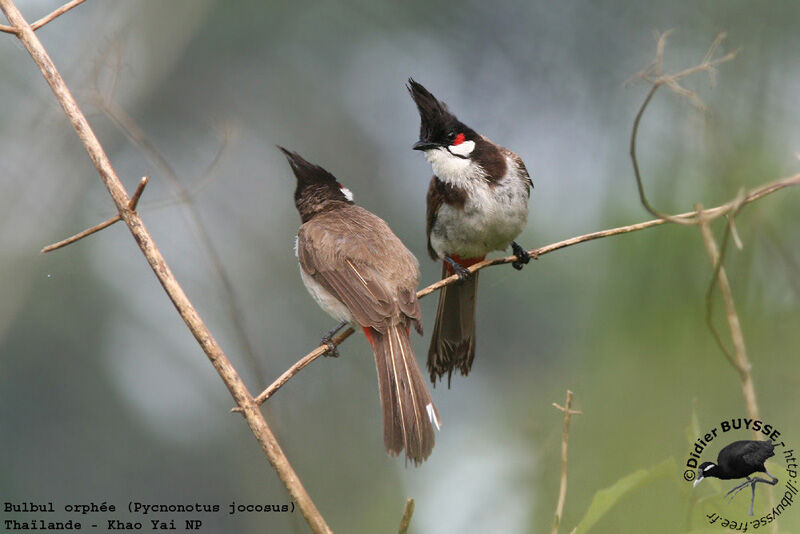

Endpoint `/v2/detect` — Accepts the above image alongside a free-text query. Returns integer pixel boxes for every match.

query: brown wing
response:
[298,205,422,333]
[501,147,533,194]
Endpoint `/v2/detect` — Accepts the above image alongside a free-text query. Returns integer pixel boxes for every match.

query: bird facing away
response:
[279,147,441,464]
[694,439,778,516]
[407,78,533,386]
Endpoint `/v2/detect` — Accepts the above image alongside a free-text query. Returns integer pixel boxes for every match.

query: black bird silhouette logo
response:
[693,439,778,516]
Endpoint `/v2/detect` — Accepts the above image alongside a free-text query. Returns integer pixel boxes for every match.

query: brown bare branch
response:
[698,213,760,427]
[0,0,84,33]
[244,172,799,409]
[0,2,331,532]
[232,326,356,413]
[552,390,581,534]
[42,176,149,253]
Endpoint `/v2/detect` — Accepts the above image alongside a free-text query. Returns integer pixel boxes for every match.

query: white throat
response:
[424,147,485,190]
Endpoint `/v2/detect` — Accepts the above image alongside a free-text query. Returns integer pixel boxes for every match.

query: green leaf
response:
[572,458,675,533]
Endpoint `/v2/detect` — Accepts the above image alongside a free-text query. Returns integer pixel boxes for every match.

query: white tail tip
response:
[426,403,441,431]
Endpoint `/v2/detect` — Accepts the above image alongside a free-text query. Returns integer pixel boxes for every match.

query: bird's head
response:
[693,462,717,487]
[277,147,354,222]
[407,79,484,180]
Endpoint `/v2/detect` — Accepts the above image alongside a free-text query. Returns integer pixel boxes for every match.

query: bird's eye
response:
[452,133,466,146]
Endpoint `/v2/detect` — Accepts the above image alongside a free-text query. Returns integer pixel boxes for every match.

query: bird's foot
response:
[320,321,347,357]
[511,241,532,270]
[444,255,472,281]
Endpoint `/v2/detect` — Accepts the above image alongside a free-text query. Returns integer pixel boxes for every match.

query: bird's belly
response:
[299,266,355,324]
[430,184,529,259]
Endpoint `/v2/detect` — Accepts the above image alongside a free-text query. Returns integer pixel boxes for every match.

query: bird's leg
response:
[744,473,778,516]
[320,320,348,357]
[444,255,472,281]
[511,241,533,270]
[749,473,779,487]
[725,477,753,504]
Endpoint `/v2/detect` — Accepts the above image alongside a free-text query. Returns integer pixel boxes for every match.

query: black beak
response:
[412,140,440,151]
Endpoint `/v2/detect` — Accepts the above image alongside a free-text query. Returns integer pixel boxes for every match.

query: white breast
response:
[299,266,355,324]
[429,155,530,259]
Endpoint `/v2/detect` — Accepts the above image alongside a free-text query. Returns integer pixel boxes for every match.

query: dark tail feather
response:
[427,260,480,386]
[370,324,440,465]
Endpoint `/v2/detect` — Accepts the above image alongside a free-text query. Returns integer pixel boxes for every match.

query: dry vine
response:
[630,32,780,527]
[628,30,771,430]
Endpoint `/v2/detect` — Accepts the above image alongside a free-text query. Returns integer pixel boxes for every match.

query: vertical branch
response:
[552,390,581,534]
[697,218,777,530]
[697,215,760,427]
[0,2,331,532]
[397,498,415,534]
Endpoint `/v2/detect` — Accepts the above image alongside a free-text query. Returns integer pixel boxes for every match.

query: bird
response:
[407,78,533,386]
[279,147,441,464]
[693,439,778,516]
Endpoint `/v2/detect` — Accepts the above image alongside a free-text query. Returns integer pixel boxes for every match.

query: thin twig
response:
[232,326,355,412]
[397,498,415,534]
[697,214,760,427]
[552,390,581,534]
[244,173,799,409]
[630,32,739,224]
[0,3,331,533]
[41,176,149,253]
[700,195,746,370]
[0,0,84,34]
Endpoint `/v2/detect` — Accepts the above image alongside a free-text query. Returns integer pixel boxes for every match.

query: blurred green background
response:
[1,1,798,532]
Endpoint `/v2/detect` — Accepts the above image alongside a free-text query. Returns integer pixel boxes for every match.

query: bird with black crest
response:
[279,147,441,465]
[407,78,534,387]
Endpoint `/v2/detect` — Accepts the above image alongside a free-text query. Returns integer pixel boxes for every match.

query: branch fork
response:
[41,176,149,253]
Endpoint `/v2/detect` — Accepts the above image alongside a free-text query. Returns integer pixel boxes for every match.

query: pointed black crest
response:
[277,146,352,222]
[406,78,460,143]
[277,146,338,186]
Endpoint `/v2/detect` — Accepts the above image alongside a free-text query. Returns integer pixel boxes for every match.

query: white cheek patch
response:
[448,139,475,157]
[704,465,715,472]
[294,235,299,258]
[339,186,354,202]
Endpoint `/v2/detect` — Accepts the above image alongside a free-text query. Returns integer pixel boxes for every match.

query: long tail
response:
[366,324,440,464]
[427,257,483,386]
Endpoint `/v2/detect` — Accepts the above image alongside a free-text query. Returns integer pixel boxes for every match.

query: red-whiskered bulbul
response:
[407,79,533,386]
[279,147,441,464]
